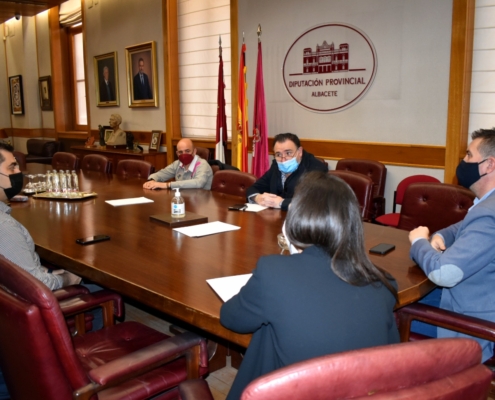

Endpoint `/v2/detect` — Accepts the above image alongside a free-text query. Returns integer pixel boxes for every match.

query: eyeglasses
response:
[274,148,299,161]
[176,149,193,156]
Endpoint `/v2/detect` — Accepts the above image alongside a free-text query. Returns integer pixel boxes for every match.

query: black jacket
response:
[246,151,328,210]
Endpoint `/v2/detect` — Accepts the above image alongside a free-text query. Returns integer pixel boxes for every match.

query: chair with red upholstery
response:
[0,254,209,400]
[116,159,155,178]
[195,146,210,161]
[375,174,441,228]
[397,182,475,233]
[211,170,257,198]
[81,154,112,173]
[179,338,491,400]
[13,150,27,171]
[336,158,387,219]
[25,139,61,164]
[328,170,374,221]
[52,151,80,171]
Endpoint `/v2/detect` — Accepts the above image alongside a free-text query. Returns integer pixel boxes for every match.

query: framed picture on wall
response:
[38,76,53,111]
[94,52,119,107]
[149,130,162,151]
[9,75,24,115]
[104,129,114,143]
[125,41,158,108]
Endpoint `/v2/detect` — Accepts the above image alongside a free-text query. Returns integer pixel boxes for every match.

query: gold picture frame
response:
[94,52,119,107]
[38,76,52,111]
[125,41,158,108]
[149,130,162,151]
[9,75,24,115]
[104,129,114,143]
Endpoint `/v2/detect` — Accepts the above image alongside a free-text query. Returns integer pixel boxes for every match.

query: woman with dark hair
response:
[221,171,399,400]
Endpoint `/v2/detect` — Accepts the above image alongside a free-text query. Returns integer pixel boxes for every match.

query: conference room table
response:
[12,166,435,350]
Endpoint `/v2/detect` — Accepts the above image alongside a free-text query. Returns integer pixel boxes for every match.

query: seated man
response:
[246,133,328,210]
[409,127,495,362]
[143,138,213,190]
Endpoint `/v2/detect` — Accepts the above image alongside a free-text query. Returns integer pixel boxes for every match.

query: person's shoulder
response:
[301,151,327,170]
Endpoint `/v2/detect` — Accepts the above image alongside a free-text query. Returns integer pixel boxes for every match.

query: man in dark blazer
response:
[246,133,328,210]
[133,58,153,100]
[99,66,115,102]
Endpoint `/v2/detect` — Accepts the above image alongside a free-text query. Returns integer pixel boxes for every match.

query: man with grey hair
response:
[99,65,115,102]
[409,127,495,362]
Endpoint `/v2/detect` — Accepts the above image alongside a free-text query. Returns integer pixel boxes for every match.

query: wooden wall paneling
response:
[163,0,181,165]
[445,0,475,183]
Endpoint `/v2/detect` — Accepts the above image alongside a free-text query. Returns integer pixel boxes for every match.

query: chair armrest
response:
[59,289,124,318]
[396,303,495,342]
[74,332,208,399]
[178,379,214,400]
[53,284,90,301]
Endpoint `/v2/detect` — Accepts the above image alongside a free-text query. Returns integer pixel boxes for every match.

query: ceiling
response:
[0,0,67,25]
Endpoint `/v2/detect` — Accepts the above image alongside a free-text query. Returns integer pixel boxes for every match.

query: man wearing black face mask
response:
[0,143,82,290]
[143,138,213,190]
[408,128,495,363]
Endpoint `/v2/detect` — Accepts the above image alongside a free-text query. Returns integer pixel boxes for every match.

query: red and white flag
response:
[237,43,249,172]
[215,38,228,163]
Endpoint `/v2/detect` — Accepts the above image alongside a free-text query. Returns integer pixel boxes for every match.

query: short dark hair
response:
[471,128,495,158]
[0,142,14,164]
[285,171,397,297]
[273,133,300,148]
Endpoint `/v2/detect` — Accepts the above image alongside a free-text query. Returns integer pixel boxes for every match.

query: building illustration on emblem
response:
[303,41,349,74]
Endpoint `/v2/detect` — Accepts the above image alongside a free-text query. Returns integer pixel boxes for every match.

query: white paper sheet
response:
[173,221,240,237]
[244,203,268,212]
[207,274,253,302]
[105,197,154,207]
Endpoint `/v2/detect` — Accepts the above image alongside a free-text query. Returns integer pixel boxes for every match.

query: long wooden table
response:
[11,169,435,348]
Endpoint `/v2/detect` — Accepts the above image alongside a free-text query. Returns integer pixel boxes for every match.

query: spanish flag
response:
[237,43,249,172]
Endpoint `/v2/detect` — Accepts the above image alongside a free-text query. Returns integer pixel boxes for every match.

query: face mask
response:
[0,172,24,200]
[282,221,300,255]
[277,157,299,174]
[456,159,487,189]
[179,153,194,166]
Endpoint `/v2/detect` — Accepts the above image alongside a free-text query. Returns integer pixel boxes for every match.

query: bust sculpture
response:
[106,114,126,146]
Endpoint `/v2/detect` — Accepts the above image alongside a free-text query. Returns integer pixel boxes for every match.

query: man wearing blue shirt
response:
[409,128,495,362]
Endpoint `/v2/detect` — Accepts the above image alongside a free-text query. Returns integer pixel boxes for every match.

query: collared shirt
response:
[0,201,63,290]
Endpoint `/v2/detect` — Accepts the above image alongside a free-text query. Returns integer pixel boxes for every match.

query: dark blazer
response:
[221,246,399,400]
[246,150,328,210]
[99,80,115,102]
[133,72,153,100]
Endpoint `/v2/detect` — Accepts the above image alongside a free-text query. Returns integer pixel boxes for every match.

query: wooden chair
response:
[397,182,475,233]
[328,170,374,221]
[80,154,112,173]
[116,159,155,178]
[211,170,257,198]
[179,338,491,400]
[52,152,80,171]
[375,174,440,228]
[0,254,209,400]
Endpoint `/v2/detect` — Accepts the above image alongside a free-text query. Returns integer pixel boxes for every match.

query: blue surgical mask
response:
[277,157,299,174]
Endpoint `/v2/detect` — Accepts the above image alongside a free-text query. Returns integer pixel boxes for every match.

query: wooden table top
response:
[12,169,434,348]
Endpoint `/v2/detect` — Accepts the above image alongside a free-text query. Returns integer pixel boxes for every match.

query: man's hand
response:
[255,193,284,208]
[143,180,168,190]
[409,226,430,244]
[60,270,82,286]
[430,234,446,252]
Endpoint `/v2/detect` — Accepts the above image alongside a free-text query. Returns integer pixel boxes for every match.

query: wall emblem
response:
[283,23,377,113]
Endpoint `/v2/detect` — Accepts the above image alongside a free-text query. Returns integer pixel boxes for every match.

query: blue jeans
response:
[410,287,442,338]
[81,282,104,331]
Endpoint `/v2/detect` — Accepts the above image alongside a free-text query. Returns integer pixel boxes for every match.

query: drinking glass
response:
[277,233,289,255]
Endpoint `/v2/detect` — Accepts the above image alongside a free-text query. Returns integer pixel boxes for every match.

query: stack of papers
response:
[206,274,253,302]
[244,203,268,212]
[173,221,240,237]
[105,197,154,207]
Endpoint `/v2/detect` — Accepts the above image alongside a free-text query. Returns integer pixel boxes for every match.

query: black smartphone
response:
[228,204,247,211]
[369,243,395,255]
[76,235,110,245]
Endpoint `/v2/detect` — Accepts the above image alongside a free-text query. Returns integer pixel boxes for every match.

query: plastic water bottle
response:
[71,170,79,195]
[171,188,185,218]
[52,169,60,195]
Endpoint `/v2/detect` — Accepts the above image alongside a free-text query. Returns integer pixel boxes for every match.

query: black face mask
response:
[0,172,24,199]
[456,159,487,189]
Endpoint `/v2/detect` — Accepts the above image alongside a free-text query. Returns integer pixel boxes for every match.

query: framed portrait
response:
[125,41,158,108]
[94,52,119,107]
[38,76,52,111]
[104,129,114,143]
[9,75,24,115]
[149,130,162,151]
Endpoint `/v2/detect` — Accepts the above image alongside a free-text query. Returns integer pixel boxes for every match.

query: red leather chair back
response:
[116,159,155,178]
[395,174,441,211]
[195,147,210,161]
[211,170,257,198]
[328,170,374,221]
[13,150,27,171]
[397,182,475,233]
[26,139,61,164]
[81,154,112,173]
[336,158,387,198]
[241,339,491,400]
[52,152,80,171]
[0,255,90,398]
